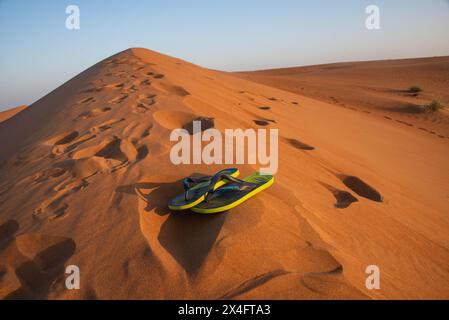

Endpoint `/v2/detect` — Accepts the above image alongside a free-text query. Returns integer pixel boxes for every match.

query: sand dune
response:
[0,105,27,123]
[0,49,448,299]
[238,57,449,138]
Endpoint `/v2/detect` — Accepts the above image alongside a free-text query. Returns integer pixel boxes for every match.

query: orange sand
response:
[0,49,448,299]
[237,57,449,138]
[0,105,27,123]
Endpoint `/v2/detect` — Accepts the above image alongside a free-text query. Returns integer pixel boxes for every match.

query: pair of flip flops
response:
[169,168,274,214]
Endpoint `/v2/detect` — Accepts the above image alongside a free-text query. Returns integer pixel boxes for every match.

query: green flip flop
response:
[191,172,274,214]
[168,168,240,211]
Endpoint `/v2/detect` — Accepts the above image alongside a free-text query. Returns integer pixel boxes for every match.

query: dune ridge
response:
[237,57,449,139]
[0,48,448,299]
[0,105,27,123]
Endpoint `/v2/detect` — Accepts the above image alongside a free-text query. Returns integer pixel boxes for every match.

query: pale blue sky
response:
[1,0,449,110]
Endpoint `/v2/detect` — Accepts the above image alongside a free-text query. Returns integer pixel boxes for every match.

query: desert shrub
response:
[424,100,443,113]
[409,86,423,93]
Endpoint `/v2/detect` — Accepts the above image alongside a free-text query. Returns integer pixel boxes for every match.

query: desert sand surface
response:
[0,105,27,123]
[0,48,448,299]
[238,57,449,138]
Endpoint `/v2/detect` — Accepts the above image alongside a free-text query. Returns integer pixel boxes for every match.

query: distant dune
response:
[0,105,27,123]
[0,49,448,299]
[238,57,449,137]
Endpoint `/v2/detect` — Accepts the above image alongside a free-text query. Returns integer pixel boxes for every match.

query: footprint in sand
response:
[84,81,125,93]
[0,225,76,299]
[34,134,141,221]
[72,136,123,161]
[108,94,129,105]
[135,145,149,162]
[321,183,358,209]
[71,135,138,168]
[258,106,271,110]
[121,83,140,94]
[254,120,269,126]
[284,137,315,151]
[337,175,383,202]
[105,58,133,67]
[418,127,446,139]
[31,167,67,184]
[33,178,88,221]
[76,97,96,105]
[76,107,112,120]
[123,121,153,140]
[50,133,97,158]
[81,86,105,94]
[52,156,120,188]
[141,126,152,138]
[45,131,79,146]
[90,118,125,134]
[153,110,214,134]
[105,82,126,90]
[133,94,157,114]
[139,93,157,104]
[140,79,151,86]
[112,71,126,78]
[254,119,276,126]
[182,117,215,134]
[133,104,149,114]
[121,122,152,162]
[395,119,414,127]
